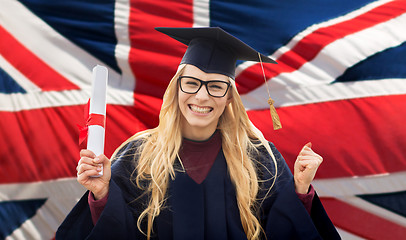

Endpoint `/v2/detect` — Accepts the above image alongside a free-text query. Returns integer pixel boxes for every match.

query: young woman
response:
[57,27,340,240]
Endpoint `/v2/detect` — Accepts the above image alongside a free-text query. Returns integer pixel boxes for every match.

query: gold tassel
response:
[268,97,282,130]
[257,52,282,130]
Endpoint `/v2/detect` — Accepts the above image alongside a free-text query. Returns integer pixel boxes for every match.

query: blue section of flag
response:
[18,0,121,73]
[210,0,375,58]
[358,191,406,218]
[336,42,406,82]
[0,199,47,238]
[0,68,26,94]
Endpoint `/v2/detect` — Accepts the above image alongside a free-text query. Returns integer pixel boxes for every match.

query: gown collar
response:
[179,130,222,184]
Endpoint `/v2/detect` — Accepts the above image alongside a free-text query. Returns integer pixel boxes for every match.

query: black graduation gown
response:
[56,141,340,240]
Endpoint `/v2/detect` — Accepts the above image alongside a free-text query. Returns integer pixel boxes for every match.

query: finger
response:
[297,151,322,159]
[296,159,321,167]
[301,142,312,151]
[298,142,312,156]
[296,160,321,172]
[298,149,314,158]
[77,169,102,182]
[93,154,106,164]
[94,154,111,168]
[300,149,323,159]
[296,155,323,165]
[80,149,96,158]
[78,153,98,170]
[298,148,322,159]
[77,163,102,175]
[77,157,100,170]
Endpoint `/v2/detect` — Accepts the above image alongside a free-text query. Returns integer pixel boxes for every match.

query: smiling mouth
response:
[189,104,213,114]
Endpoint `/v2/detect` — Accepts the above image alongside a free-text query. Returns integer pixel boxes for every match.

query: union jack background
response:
[1,0,406,239]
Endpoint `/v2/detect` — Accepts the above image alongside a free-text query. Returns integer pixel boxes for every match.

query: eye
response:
[208,81,227,91]
[185,80,199,86]
[209,84,223,90]
[182,77,200,86]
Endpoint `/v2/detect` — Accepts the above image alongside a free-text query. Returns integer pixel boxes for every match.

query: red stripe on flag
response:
[248,94,406,178]
[3,94,402,182]
[133,93,162,129]
[0,101,158,183]
[0,26,79,91]
[321,197,406,239]
[237,0,406,94]
[128,0,194,99]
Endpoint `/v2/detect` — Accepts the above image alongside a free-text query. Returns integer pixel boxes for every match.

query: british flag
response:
[1,0,405,239]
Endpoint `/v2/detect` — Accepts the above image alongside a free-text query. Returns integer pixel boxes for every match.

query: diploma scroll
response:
[87,65,108,177]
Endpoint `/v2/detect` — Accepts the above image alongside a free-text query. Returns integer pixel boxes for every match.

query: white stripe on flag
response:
[0,88,134,112]
[0,55,41,92]
[336,227,366,240]
[241,78,406,110]
[312,171,406,197]
[193,0,210,27]
[1,0,125,90]
[271,12,406,88]
[336,196,406,227]
[240,9,406,109]
[114,0,137,91]
[235,0,396,76]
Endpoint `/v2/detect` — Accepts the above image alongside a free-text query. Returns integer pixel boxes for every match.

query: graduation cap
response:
[155,27,282,130]
[155,27,276,79]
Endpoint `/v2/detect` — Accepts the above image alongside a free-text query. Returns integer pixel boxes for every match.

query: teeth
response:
[190,105,212,114]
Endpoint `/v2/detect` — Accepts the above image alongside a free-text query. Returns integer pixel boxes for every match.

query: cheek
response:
[178,90,188,111]
[215,99,229,113]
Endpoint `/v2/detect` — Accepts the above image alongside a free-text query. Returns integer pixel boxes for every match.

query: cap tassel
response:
[258,53,282,130]
[268,97,282,130]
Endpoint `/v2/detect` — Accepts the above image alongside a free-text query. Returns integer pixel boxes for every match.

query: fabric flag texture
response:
[1,0,405,239]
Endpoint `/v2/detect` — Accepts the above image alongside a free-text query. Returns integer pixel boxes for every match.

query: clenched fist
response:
[294,142,323,194]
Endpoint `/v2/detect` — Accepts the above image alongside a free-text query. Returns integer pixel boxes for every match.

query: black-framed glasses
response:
[178,76,231,98]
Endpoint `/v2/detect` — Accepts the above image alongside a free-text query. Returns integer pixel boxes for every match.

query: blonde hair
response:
[112,65,278,239]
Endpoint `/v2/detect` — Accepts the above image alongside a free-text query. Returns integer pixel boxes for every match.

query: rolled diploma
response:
[87,65,108,177]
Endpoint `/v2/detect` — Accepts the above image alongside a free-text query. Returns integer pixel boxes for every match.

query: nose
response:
[194,84,210,101]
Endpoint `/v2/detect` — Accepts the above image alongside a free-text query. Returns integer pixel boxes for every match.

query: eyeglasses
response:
[178,76,231,98]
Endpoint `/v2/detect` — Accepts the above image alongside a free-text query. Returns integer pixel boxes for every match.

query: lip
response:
[188,104,213,115]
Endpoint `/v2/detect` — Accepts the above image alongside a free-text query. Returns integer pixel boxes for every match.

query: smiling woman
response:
[56,27,340,240]
[178,65,233,141]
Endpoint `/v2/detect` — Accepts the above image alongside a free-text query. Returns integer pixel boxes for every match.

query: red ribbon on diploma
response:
[77,99,106,145]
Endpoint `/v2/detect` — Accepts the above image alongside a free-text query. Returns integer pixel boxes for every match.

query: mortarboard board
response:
[155,27,276,79]
[155,27,282,130]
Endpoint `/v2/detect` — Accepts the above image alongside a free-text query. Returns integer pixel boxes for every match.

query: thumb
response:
[298,142,312,156]
[304,142,312,149]
[93,154,110,166]
[94,154,111,179]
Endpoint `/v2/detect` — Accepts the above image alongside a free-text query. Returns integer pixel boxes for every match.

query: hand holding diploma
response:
[87,65,108,177]
[76,65,110,197]
[77,149,111,200]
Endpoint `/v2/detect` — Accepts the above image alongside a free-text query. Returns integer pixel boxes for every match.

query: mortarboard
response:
[156,27,282,130]
[155,27,276,79]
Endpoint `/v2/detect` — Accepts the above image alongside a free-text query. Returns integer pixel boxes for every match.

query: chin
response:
[184,116,217,130]
[187,120,213,129]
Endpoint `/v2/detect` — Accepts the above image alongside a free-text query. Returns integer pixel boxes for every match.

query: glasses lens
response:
[207,81,229,97]
[180,77,230,97]
[180,77,201,93]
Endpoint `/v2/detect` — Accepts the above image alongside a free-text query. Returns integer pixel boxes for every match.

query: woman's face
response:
[178,65,232,140]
